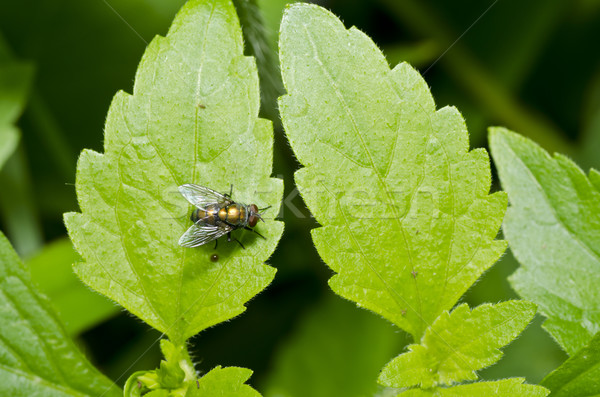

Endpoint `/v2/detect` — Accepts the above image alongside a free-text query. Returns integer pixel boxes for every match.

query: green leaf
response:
[190,366,260,397]
[541,331,600,396]
[489,127,600,355]
[26,238,119,335]
[395,378,548,396]
[0,231,121,397]
[379,301,536,388]
[64,0,283,343]
[278,3,507,340]
[263,295,403,397]
[0,61,33,169]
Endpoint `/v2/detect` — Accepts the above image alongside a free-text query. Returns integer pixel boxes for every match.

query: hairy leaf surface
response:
[64,0,283,344]
[490,127,600,355]
[279,3,507,340]
[541,331,600,396]
[395,378,548,396]
[0,231,120,397]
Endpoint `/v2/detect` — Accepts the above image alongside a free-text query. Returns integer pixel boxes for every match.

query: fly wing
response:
[178,222,231,248]
[178,184,230,209]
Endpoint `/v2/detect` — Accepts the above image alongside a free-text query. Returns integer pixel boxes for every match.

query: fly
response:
[178,184,270,249]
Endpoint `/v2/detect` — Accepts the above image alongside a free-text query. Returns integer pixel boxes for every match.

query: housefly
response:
[178,184,270,249]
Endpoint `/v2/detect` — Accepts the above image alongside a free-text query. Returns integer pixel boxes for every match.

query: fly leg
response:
[228,231,245,249]
[214,238,218,250]
[224,184,233,198]
[244,226,266,240]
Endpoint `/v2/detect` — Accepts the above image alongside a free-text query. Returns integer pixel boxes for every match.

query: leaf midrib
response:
[319,181,415,332]
[179,0,216,339]
[301,22,427,331]
[300,21,470,340]
[111,1,224,338]
[114,142,165,330]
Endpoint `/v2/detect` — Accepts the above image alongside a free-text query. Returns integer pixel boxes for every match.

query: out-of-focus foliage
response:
[579,72,600,170]
[26,238,119,335]
[0,43,37,257]
[541,331,600,396]
[0,59,32,170]
[0,231,121,397]
[491,127,600,356]
[263,295,405,397]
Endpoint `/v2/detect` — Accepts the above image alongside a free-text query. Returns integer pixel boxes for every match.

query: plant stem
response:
[232,0,284,123]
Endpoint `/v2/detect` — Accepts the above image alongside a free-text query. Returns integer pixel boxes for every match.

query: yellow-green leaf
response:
[379,301,536,388]
[64,0,283,344]
[279,2,507,341]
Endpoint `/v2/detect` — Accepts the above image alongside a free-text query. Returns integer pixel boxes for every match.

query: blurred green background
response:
[2,0,599,395]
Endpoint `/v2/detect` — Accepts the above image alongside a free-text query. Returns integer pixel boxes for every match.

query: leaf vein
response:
[0,284,68,385]
[320,182,415,324]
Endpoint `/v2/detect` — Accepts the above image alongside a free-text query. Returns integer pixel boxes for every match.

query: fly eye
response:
[248,215,258,228]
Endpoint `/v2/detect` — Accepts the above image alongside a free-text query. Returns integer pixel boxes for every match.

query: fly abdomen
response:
[191,204,220,225]
[190,209,203,223]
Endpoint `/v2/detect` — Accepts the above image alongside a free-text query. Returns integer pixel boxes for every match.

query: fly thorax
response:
[225,204,245,225]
